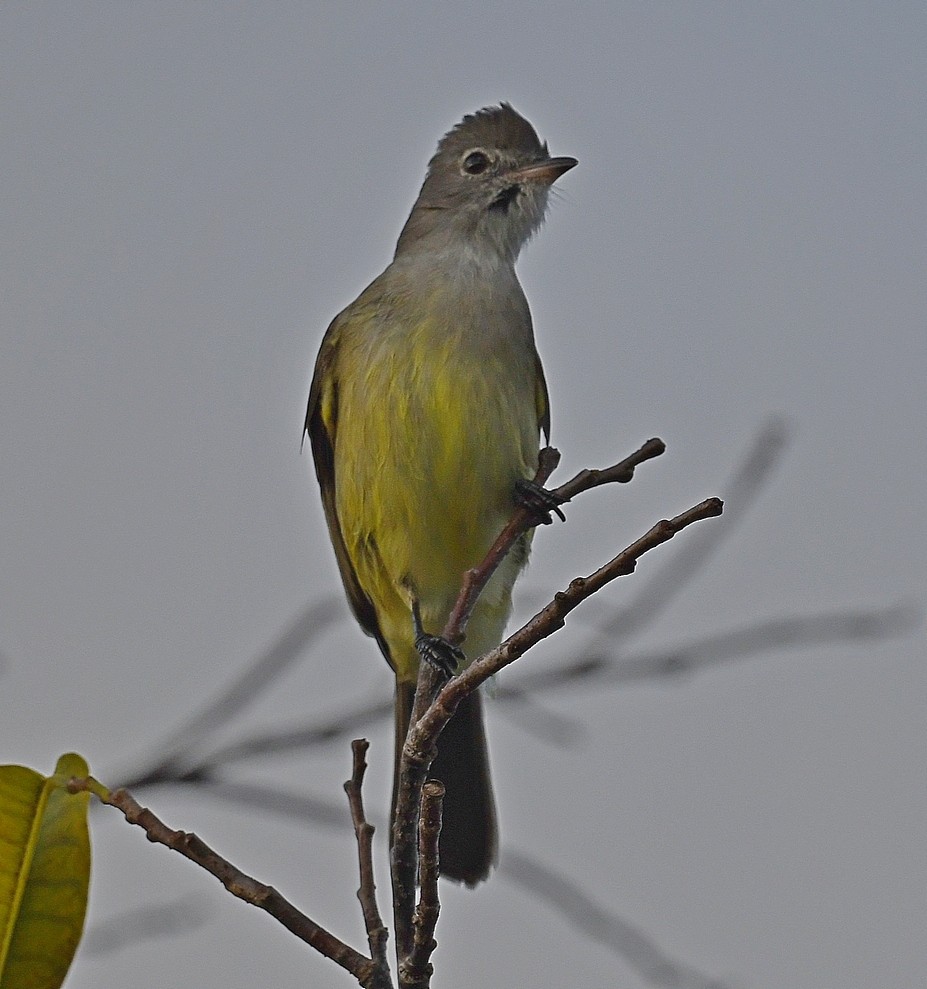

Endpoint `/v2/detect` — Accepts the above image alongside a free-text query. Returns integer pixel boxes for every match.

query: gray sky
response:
[1,3,924,987]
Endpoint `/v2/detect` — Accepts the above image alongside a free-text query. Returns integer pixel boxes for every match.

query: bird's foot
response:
[414,631,464,679]
[515,478,566,525]
[410,599,463,679]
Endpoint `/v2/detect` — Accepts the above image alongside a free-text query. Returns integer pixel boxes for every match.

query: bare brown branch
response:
[444,445,562,639]
[392,489,722,974]
[345,740,391,975]
[391,439,676,942]
[87,424,915,988]
[589,420,787,645]
[77,781,386,989]
[411,498,725,795]
[391,445,558,956]
[552,436,666,501]
[443,439,665,644]
[389,498,723,961]
[87,442,722,987]
[401,781,444,989]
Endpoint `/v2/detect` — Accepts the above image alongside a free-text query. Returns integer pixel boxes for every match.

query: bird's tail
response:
[393,680,498,886]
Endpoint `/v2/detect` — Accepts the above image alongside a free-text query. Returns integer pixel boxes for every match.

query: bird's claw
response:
[414,632,464,679]
[515,478,566,525]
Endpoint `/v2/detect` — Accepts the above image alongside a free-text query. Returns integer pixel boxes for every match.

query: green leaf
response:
[0,753,92,989]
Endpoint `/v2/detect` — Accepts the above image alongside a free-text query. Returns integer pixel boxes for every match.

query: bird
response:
[304,103,576,885]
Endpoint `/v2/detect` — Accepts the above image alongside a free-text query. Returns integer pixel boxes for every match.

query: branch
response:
[444,445,562,638]
[589,419,787,646]
[391,439,675,951]
[125,601,912,782]
[390,499,721,952]
[71,778,386,989]
[444,439,665,642]
[82,419,917,989]
[552,435,667,501]
[345,740,391,976]
[108,424,797,790]
[423,498,724,741]
[401,781,443,989]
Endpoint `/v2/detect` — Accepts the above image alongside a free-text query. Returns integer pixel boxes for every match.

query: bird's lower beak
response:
[506,156,578,185]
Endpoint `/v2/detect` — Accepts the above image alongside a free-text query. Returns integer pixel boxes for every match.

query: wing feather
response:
[304,318,389,659]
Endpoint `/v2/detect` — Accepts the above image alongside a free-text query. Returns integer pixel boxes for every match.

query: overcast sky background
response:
[1,3,924,988]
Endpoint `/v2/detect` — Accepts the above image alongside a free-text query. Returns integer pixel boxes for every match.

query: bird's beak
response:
[506,156,578,186]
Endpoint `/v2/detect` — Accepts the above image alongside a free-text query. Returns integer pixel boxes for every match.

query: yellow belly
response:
[334,314,539,679]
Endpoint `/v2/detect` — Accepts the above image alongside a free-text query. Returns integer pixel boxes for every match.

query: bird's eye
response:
[461,150,491,175]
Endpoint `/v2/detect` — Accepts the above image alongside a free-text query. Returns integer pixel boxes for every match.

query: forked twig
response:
[391,437,721,974]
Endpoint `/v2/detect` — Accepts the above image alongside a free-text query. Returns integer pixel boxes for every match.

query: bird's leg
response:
[410,597,464,680]
[514,477,566,525]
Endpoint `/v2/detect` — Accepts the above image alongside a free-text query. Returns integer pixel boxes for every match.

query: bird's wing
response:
[304,316,387,653]
[534,348,551,445]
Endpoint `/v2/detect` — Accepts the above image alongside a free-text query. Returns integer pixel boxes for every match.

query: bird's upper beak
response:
[505,155,578,186]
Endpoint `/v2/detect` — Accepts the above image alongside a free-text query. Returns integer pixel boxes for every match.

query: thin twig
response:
[392,499,722,957]
[81,893,212,956]
[131,602,912,782]
[71,779,386,989]
[589,420,786,646]
[392,440,672,950]
[187,697,393,766]
[198,779,346,827]
[444,445,562,639]
[552,436,666,501]
[391,675,432,960]
[411,499,724,786]
[345,740,391,974]
[401,781,443,989]
[392,444,555,958]
[443,439,665,643]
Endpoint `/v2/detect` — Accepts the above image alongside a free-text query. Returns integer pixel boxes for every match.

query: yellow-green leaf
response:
[0,753,91,989]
